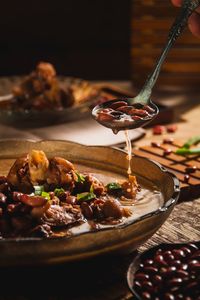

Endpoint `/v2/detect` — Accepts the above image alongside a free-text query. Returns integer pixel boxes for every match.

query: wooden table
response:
[0,83,199,300]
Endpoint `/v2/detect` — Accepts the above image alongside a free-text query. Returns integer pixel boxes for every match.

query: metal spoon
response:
[92,0,200,132]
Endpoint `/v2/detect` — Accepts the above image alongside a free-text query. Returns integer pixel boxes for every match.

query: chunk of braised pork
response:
[81,196,131,222]
[29,224,52,238]
[102,198,123,219]
[7,155,33,194]
[28,150,49,185]
[41,204,83,227]
[47,157,75,191]
[12,62,74,110]
[75,174,105,196]
[121,175,139,200]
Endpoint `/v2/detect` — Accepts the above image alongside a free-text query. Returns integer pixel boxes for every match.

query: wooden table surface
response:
[0,82,200,299]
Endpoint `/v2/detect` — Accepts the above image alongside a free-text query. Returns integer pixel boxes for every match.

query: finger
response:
[171,0,182,7]
[189,11,200,38]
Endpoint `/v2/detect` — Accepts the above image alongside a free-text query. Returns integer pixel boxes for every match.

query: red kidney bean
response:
[188,243,199,252]
[116,105,133,113]
[154,254,168,266]
[143,266,158,274]
[179,263,188,271]
[163,251,175,262]
[134,280,142,290]
[188,260,200,272]
[19,194,47,207]
[129,108,149,117]
[172,249,186,259]
[66,195,77,205]
[184,281,198,291]
[174,269,188,279]
[142,281,154,292]
[0,192,7,205]
[163,266,177,278]
[134,272,149,281]
[109,101,128,109]
[141,292,152,299]
[97,112,115,122]
[81,202,93,219]
[181,246,192,256]
[131,115,143,121]
[151,274,162,284]
[191,250,200,259]
[164,293,175,300]
[167,277,183,288]
[12,191,23,202]
[143,259,154,266]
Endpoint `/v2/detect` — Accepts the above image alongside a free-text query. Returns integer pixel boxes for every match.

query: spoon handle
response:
[136,0,200,104]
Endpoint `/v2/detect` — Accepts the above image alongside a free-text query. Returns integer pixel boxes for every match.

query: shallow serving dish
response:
[0,140,180,266]
[0,76,100,127]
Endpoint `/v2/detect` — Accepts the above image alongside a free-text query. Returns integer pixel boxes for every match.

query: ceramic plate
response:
[0,140,180,266]
[0,76,100,127]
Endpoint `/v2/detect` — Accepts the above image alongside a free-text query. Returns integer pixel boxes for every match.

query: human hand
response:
[171,0,200,37]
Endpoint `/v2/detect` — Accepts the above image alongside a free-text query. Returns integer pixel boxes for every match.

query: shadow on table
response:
[0,252,137,299]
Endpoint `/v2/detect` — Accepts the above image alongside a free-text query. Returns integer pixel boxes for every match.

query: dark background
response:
[0,0,131,80]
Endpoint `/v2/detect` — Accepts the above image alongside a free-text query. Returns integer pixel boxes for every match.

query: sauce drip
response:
[124,130,132,175]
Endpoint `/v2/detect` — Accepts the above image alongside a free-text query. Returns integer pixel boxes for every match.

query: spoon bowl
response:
[92,98,159,133]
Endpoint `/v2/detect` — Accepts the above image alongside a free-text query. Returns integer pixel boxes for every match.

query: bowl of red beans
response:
[127,241,200,300]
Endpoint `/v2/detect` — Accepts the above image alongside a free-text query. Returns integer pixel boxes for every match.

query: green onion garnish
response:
[176,148,200,155]
[106,182,122,191]
[34,185,44,196]
[183,136,200,149]
[77,192,96,202]
[54,188,65,197]
[41,191,50,200]
[75,172,85,183]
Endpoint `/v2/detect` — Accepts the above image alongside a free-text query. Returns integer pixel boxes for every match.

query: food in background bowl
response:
[0,62,99,111]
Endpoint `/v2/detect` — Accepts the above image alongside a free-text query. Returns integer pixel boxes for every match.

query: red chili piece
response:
[153,125,165,135]
[166,124,177,133]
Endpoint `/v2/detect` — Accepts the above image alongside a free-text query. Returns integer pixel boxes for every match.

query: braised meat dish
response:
[2,62,99,111]
[0,150,139,238]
